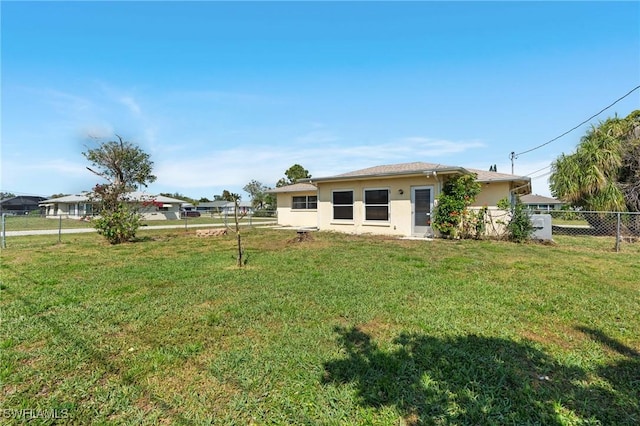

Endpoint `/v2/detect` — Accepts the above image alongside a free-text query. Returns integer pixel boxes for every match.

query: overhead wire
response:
[514,84,640,158]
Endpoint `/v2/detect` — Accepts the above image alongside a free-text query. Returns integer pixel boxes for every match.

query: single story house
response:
[521,194,564,212]
[269,161,531,238]
[39,192,188,220]
[196,200,228,214]
[0,196,47,215]
[196,200,254,216]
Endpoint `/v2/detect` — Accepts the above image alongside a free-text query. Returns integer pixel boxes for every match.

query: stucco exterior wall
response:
[472,182,512,207]
[317,175,439,236]
[274,175,520,238]
[276,191,318,228]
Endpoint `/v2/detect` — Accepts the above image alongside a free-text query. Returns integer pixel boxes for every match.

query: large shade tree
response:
[550,110,640,212]
[84,135,156,244]
[276,164,311,187]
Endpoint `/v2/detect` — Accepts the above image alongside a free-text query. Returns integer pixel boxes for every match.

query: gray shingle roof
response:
[332,162,456,178]
[268,183,317,193]
[521,194,563,204]
[40,192,187,204]
[309,162,530,184]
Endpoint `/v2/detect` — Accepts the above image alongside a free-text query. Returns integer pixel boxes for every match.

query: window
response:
[364,189,389,221]
[292,195,317,210]
[332,190,353,220]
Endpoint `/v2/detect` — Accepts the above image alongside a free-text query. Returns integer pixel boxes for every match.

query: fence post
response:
[615,212,621,253]
[59,215,62,244]
[1,214,6,249]
[184,215,188,231]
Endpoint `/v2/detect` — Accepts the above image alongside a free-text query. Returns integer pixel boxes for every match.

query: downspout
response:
[509,182,531,208]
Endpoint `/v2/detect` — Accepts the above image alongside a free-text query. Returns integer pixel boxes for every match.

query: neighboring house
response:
[0,196,47,215]
[221,200,254,216]
[521,194,564,212]
[269,161,531,238]
[194,200,255,215]
[39,192,187,220]
[196,200,228,214]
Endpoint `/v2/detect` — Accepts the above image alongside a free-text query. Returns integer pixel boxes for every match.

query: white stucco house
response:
[521,194,565,212]
[39,192,188,221]
[269,161,531,238]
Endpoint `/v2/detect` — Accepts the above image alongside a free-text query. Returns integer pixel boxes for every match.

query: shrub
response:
[433,174,482,238]
[507,197,534,243]
[92,203,141,244]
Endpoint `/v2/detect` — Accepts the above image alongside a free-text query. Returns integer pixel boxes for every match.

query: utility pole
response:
[510,152,516,174]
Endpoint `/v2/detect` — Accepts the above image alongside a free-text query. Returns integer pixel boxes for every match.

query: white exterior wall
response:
[317,176,439,237]
[276,191,318,228]
[274,176,519,238]
[473,182,512,207]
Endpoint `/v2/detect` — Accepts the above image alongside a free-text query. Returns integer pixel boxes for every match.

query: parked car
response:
[180,210,201,218]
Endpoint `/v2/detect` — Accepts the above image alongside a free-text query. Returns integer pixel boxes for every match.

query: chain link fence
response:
[546,210,640,252]
[0,211,277,248]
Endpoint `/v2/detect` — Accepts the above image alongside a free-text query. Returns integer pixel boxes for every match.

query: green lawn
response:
[1,229,638,425]
[3,215,274,232]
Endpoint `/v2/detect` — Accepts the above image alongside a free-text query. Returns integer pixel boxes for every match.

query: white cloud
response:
[119,96,142,116]
[150,133,489,196]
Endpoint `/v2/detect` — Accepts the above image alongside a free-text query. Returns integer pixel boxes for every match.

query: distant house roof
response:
[40,192,186,205]
[0,196,47,206]
[198,201,228,208]
[521,194,563,205]
[40,194,90,204]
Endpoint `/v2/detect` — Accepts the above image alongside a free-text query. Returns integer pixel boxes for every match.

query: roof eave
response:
[308,167,469,183]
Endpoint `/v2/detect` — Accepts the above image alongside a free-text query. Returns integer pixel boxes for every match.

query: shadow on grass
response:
[571,326,640,424]
[323,325,639,425]
[3,266,197,425]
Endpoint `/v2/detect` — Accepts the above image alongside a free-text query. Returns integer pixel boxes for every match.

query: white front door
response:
[411,186,434,237]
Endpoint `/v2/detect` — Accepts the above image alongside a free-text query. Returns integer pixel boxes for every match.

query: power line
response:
[529,171,552,180]
[515,84,640,158]
[525,165,552,177]
[509,84,640,175]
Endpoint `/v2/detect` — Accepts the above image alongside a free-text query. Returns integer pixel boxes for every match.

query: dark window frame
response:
[364,188,390,221]
[292,195,318,210]
[332,190,354,220]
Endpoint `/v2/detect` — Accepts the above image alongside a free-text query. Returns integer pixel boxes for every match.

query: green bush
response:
[92,204,141,244]
[433,174,481,238]
[507,197,534,243]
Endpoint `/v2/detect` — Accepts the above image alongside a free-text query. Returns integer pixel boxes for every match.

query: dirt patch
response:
[520,323,584,352]
[357,318,394,340]
[288,231,314,244]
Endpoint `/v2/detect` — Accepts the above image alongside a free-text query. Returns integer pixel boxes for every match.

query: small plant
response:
[506,196,534,243]
[460,206,488,240]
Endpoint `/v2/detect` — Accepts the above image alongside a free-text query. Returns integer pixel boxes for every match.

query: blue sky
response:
[2,1,639,200]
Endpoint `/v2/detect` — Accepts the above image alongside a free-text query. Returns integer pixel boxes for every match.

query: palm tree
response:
[550,110,640,234]
[550,111,637,212]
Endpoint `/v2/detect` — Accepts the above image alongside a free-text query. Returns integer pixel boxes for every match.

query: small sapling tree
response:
[223,191,247,267]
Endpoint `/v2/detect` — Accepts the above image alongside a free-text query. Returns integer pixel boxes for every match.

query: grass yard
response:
[2,215,270,232]
[1,229,639,425]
